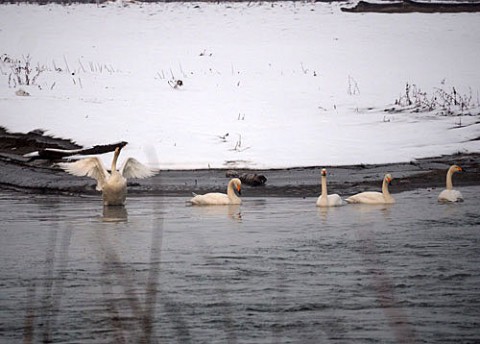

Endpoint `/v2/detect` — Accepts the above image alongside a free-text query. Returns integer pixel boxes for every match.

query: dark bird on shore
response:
[226,170,267,186]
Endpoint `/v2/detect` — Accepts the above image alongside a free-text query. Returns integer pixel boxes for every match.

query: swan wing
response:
[346,191,385,204]
[120,158,157,179]
[58,157,108,191]
[316,195,325,207]
[328,194,343,206]
[190,193,231,205]
[438,189,464,202]
[317,194,343,207]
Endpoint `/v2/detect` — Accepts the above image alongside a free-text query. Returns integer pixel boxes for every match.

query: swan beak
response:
[458,166,463,172]
[237,185,242,195]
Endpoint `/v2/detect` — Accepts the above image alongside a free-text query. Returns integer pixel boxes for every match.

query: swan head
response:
[231,178,242,195]
[450,164,462,173]
[384,174,393,184]
[321,168,327,177]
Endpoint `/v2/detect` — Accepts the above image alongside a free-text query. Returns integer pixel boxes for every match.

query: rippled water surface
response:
[1,187,479,343]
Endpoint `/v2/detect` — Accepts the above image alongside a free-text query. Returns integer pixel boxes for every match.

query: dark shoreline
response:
[0,127,479,198]
[341,0,480,13]
[3,0,480,13]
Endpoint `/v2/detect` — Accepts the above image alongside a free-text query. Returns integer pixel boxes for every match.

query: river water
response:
[1,187,479,343]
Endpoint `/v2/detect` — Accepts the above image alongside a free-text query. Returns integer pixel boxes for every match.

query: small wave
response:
[438,273,472,281]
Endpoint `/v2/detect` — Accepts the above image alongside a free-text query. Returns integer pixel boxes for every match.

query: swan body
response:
[58,147,156,206]
[190,178,242,205]
[316,168,343,207]
[438,165,463,203]
[346,174,395,204]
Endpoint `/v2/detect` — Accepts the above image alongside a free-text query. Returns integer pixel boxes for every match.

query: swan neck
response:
[382,178,390,196]
[446,169,454,190]
[111,149,120,172]
[321,175,327,196]
[227,180,239,200]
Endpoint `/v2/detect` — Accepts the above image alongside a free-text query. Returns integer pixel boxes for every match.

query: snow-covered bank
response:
[1,2,479,169]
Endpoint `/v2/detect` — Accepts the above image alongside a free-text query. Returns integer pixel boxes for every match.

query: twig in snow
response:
[218,133,229,142]
[230,134,251,152]
[168,79,183,89]
[63,55,71,74]
[348,75,360,95]
[178,62,187,78]
[300,62,309,74]
[78,59,86,73]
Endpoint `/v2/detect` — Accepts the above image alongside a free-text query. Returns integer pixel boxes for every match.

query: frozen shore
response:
[0,128,478,198]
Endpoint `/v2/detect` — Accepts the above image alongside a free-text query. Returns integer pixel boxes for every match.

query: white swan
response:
[189,178,242,205]
[438,165,463,202]
[58,147,156,206]
[346,173,395,204]
[316,168,343,207]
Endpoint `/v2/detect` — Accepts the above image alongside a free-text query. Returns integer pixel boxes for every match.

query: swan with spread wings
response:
[58,146,156,206]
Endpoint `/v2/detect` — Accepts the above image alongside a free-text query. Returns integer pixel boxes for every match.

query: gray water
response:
[1,187,479,344]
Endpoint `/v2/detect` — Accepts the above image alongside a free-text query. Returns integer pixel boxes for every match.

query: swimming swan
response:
[346,173,395,204]
[316,168,343,207]
[189,178,242,205]
[438,165,463,203]
[58,147,156,206]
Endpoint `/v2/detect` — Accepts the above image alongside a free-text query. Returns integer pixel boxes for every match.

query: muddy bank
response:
[0,127,478,198]
[341,0,480,13]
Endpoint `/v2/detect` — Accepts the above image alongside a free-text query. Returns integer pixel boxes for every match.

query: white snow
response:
[0,2,479,169]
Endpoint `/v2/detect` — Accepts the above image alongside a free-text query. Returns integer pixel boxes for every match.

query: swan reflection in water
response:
[190,204,242,222]
[316,204,342,222]
[349,203,395,226]
[350,203,394,214]
[102,205,128,223]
